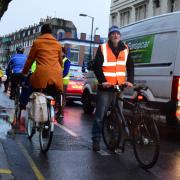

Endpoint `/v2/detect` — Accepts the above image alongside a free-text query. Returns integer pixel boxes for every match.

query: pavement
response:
[0,86,14,179]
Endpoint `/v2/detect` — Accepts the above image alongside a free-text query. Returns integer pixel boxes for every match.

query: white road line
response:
[55,123,79,137]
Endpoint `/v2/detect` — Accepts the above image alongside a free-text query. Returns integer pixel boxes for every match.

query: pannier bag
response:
[27,92,48,122]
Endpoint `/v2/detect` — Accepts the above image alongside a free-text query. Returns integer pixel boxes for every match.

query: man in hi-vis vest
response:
[62,47,71,91]
[92,26,134,151]
[57,47,71,119]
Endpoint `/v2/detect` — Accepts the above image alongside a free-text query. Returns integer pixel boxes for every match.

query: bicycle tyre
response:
[39,105,53,153]
[102,110,122,151]
[14,86,21,127]
[133,106,160,169]
[27,117,35,140]
[14,102,21,128]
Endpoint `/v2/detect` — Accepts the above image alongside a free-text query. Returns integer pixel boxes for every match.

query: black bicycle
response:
[102,84,160,169]
[13,83,22,129]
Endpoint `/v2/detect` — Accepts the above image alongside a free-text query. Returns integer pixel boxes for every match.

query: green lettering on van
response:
[125,35,154,63]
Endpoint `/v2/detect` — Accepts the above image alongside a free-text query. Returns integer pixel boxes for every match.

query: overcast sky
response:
[0,0,111,37]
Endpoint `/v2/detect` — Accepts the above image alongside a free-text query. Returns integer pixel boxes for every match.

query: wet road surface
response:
[0,88,180,180]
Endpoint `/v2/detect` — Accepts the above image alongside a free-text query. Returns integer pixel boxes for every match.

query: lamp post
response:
[79,13,94,61]
[92,27,99,59]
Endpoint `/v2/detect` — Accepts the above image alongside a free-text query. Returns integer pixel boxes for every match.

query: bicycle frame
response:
[111,85,145,152]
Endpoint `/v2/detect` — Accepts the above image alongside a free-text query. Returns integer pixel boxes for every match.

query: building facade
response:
[59,32,104,66]
[0,17,104,68]
[0,17,77,67]
[110,0,180,27]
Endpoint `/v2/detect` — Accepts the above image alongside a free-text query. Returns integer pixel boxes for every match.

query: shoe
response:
[108,139,117,151]
[9,96,15,100]
[55,111,64,120]
[7,129,15,136]
[20,104,26,110]
[59,114,64,118]
[92,141,100,152]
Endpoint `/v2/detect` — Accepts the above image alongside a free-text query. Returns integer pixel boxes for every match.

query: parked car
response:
[82,12,180,126]
[81,70,97,114]
[65,65,84,102]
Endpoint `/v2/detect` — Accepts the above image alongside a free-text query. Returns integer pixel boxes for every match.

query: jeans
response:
[92,89,116,143]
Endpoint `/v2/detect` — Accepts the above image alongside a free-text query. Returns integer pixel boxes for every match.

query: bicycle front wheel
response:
[133,107,160,169]
[39,105,54,153]
[102,111,121,151]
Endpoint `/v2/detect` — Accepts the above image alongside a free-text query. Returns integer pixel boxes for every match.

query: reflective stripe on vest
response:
[63,57,70,85]
[101,43,128,85]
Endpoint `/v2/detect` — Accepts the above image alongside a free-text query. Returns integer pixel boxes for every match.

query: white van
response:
[82,12,180,125]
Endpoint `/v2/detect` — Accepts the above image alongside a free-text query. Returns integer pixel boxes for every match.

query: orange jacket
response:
[100,43,129,85]
[23,33,63,91]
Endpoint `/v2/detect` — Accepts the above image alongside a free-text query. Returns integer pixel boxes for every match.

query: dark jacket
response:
[93,40,134,90]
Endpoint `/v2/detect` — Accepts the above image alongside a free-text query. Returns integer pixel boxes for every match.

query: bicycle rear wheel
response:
[133,106,160,169]
[102,110,121,151]
[39,105,54,153]
[14,97,21,128]
[27,117,35,140]
[13,85,22,125]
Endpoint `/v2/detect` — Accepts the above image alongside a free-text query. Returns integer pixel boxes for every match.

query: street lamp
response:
[79,13,94,61]
[92,27,99,59]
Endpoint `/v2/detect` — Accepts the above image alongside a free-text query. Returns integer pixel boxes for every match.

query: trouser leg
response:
[92,90,115,143]
[10,74,21,98]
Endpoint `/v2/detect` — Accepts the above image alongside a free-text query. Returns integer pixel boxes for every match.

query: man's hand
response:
[125,81,133,87]
[102,82,112,88]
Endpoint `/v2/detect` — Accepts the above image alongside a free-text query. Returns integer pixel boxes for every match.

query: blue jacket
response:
[10,53,27,74]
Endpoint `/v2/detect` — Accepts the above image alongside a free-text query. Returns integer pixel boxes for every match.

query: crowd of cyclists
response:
[1,24,71,129]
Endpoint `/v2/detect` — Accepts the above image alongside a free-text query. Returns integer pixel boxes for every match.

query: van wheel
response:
[82,91,94,114]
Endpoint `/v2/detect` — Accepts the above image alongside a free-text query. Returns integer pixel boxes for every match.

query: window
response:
[153,0,160,8]
[135,4,147,21]
[111,14,117,25]
[69,50,79,64]
[151,32,177,64]
[83,54,89,64]
[120,10,130,26]
[168,0,175,12]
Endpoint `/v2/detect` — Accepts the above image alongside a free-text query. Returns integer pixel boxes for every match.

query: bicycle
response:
[13,82,22,130]
[27,87,63,153]
[102,84,160,169]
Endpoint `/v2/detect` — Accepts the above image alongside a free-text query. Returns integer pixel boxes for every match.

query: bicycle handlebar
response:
[98,83,148,93]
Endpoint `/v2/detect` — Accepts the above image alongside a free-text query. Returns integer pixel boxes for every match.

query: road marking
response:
[55,123,78,137]
[16,140,45,180]
[0,169,12,174]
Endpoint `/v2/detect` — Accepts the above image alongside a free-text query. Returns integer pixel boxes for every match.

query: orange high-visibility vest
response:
[101,43,129,85]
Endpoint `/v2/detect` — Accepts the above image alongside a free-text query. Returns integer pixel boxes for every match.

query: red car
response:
[65,69,84,102]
